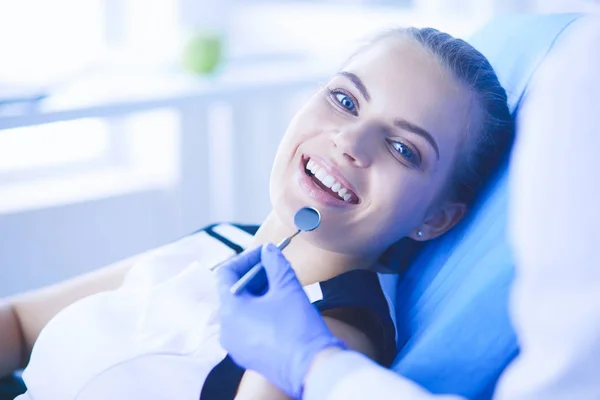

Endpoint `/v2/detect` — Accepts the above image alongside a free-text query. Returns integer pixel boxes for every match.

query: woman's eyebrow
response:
[337,71,371,101]
[336,71,439,160]
[394,119,440,160]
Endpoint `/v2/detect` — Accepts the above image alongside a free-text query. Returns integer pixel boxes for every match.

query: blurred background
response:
[1,0,598,297]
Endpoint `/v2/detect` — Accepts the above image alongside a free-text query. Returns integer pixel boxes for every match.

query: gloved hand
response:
[216,244,346,399]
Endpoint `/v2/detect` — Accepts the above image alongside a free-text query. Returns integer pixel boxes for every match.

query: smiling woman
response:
[8,26,513,400]
[268,28,512,264]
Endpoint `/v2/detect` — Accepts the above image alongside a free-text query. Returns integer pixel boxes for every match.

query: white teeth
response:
[306,158,356,202]
[306,160,319,174]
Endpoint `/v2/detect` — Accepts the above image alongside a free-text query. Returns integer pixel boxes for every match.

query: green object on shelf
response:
[182,31,223,75]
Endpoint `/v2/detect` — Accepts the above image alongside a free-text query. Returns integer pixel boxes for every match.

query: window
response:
[0,110,179,213]
[0,119,109,176]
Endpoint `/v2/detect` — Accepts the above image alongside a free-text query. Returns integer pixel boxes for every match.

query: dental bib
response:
[19,225,326,400]
[20,230,239,400]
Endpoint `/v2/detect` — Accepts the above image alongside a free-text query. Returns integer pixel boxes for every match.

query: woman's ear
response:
[409,202,467,241]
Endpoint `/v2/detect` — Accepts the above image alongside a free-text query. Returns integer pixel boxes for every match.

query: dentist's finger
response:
[260,243,298,287]
[215,246,262,288]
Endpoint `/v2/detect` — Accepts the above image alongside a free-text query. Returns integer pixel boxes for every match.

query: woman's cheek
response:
[279,99,344,158]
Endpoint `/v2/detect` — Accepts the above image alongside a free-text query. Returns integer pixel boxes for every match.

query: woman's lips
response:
[303,155,359,201]
[295,157,358,208]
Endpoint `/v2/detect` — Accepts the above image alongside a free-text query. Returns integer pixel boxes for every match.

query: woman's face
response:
[270,37,477,257]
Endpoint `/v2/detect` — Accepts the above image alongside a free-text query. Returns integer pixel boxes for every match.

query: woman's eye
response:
[391,141,420,166]
[331,91,357,113]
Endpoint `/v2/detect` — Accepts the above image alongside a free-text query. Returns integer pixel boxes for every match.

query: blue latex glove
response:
[216,243,346,398]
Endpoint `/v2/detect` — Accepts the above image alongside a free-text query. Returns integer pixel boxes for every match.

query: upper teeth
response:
[306,159,353,202]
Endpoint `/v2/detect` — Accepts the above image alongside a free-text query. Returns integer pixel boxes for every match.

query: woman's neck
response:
[250,211,379,286]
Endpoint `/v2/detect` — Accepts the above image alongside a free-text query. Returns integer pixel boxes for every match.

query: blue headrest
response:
[389,14,582,399]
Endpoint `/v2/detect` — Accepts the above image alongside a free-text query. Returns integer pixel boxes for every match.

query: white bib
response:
[19,226,323,400]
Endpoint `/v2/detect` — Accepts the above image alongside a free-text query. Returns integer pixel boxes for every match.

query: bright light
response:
[0,119,109,173]
[0,0,105,85]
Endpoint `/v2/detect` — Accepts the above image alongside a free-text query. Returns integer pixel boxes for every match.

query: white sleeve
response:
[303,351,462,400]
[495,16,600,399]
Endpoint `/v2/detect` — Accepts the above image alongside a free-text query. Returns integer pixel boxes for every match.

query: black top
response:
[199,223,397,400]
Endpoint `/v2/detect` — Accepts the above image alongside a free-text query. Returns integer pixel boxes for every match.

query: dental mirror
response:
[230,206,321,295]
[294,206,321,232]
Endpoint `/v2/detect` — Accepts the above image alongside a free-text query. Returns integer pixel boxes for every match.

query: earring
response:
[417,231,424,237]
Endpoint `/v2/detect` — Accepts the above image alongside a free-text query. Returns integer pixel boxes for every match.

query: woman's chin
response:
[269,196,302,230]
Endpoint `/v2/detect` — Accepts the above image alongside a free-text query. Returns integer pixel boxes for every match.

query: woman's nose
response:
[332,122,378,167]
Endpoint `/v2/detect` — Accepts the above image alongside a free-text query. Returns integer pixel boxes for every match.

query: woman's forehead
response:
[345,38,454,93]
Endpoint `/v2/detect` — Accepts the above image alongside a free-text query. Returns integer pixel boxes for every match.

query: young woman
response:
[1,27,513,400]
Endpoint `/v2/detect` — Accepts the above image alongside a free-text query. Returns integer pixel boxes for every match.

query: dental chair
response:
[0,12,585,400]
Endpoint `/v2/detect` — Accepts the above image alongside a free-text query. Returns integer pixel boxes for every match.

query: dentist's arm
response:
[303,347,461,400]
[492,16,600,399]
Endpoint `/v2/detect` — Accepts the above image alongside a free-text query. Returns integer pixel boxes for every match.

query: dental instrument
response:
[229,206,321,295]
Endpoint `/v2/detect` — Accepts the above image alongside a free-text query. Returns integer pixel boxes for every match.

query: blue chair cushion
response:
[389,13,582,400]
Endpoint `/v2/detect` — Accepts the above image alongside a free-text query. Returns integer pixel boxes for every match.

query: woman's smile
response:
[296,154,360,208]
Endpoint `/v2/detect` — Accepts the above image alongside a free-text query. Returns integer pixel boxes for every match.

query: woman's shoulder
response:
[314,270,397,366]
[316,270,391,312]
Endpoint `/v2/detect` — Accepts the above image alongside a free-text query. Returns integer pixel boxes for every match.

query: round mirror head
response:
[293,207,321,232]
